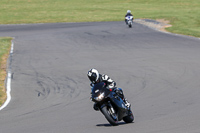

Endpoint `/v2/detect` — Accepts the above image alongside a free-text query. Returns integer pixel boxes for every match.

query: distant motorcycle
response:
[125,16,133,28]
[91,82,134,126]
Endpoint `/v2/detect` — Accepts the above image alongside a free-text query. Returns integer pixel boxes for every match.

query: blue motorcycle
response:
[91,82,134,126]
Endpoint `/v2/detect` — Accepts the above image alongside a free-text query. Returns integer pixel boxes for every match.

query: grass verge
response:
[0,0,199,37]
[0,37,12,106]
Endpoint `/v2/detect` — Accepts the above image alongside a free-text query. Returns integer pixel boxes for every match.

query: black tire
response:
[101,106,118,126]
[129,24,132,28]
[123,110,134,123]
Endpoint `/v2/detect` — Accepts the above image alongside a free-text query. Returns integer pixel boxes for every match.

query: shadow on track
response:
[96,122,134,127]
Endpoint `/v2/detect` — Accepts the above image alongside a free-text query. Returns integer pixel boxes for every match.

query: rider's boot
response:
[115,88,131,108]
[123,98,131,108]
[125,19,128,25]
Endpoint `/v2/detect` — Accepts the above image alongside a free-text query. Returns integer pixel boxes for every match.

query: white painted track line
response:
[0,41,14,110]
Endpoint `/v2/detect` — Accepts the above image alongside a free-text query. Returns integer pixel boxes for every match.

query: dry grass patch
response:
[156,19,172,32]
[0,37,12,106]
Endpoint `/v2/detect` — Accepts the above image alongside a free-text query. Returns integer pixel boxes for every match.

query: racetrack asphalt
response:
[0,21,200,133]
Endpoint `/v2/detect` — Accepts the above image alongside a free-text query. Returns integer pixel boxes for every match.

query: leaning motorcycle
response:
[125,16,133,28]
[91,82,134,126]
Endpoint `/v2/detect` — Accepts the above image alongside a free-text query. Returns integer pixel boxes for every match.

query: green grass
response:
[0,0,199,37]
[0,37,12,105]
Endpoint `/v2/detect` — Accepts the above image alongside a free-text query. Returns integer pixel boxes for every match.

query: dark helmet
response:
[87,68,99,83]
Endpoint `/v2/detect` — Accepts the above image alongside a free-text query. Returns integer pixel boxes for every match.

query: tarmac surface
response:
[0,21,200,133]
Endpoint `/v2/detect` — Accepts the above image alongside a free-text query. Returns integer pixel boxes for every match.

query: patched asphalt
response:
[0,21,200,133]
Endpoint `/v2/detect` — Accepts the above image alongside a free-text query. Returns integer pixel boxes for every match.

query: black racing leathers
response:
[125,13,133,17]
[90,74,116,89]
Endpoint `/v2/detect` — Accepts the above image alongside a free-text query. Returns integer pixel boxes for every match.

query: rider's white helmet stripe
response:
[91,68,99,81]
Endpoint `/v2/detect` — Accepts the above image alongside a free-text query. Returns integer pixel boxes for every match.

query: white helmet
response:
[87,68,99,83]
[127,10,131,13]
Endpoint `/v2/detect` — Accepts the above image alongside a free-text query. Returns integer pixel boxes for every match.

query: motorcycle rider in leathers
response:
[125,10,134,25]
[87,68,131,111]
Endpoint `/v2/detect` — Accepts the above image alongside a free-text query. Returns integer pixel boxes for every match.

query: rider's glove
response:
[107,82,115,89]
[90,83,94,87]
[107,82,116,89]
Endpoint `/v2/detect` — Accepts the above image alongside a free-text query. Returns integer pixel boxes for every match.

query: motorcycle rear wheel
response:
[101,106,118,126]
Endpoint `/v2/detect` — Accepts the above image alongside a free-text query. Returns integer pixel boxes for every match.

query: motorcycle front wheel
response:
[123,110,134,123]
[101,106,118,126]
